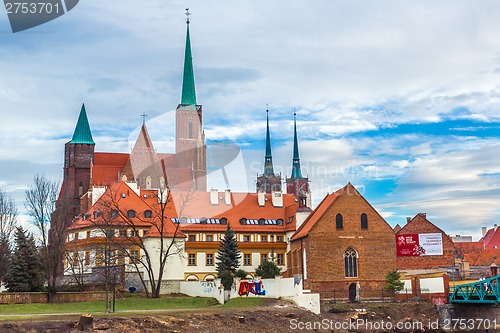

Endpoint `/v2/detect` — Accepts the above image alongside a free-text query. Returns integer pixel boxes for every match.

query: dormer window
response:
[110,210,118,219]
[128,210,136,218]
[144,210,152,218]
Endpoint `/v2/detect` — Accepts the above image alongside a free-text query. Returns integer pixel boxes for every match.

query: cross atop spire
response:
[181,9,197,105]
[264,108,274,175]
[291,111,303,179]
[141,112,147,125]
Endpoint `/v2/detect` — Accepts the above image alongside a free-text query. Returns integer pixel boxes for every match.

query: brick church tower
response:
[61,103,95,220]
[256,110,282,193]
[286,113,310,208]
[175,12,207,191]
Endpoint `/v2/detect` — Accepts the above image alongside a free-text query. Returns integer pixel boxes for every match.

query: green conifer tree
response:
[216,224,241,274]
[3,226,45,292]
[255,259,281,278]
[385,270,405,293]
[216,224,241,290]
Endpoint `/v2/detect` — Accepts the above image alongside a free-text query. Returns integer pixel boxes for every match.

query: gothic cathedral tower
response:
[256,110,282,193]
[61,103,95,220]
[286,112,310,208]
[175,11,207,191]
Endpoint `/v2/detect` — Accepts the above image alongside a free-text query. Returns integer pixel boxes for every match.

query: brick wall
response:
[289,184,397,299]
[0,291,109,304]
[396,214,454,270]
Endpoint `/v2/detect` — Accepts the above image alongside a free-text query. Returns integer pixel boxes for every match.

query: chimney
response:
[272,191,283,207]
[258,191,265,207]
[224,189,231,205]
[306,192,312,208]
[482,227,487,237]
[495,224,498,232]
[210,189,218,205]
[406,217,411,224]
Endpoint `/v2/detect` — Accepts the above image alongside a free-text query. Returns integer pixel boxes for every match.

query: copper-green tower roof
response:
[70,103,94,144]
[290,112,303,179]
[181,15,197,105]
[264,109,274,175]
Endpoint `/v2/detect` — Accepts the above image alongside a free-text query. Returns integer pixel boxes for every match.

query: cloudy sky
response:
[1,1,500,240]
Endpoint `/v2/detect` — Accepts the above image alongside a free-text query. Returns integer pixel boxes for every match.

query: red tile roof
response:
[92,153,130,186]
[69,181,299,236]
[480,227,500,250]
[290,186,343,241]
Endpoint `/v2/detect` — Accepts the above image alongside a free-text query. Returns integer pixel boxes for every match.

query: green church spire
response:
[291,112,303,179]
[70,103,94,144]
[264,109,274,175]
[181,9,197,105]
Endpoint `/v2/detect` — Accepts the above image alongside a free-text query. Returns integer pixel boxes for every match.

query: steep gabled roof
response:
[70,103,94,145]
[396,213,449,236]
[480,226,500,250]
[290,186,343,241]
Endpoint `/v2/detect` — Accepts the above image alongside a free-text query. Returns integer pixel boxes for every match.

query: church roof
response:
[70,103,95,144]
[181,20,197,105]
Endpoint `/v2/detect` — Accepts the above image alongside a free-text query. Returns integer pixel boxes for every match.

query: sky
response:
[1,1,500,240]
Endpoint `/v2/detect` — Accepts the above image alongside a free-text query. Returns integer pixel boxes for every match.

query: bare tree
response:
[25,174,59,300]
[0,188,17,282]
[89,183,191,298]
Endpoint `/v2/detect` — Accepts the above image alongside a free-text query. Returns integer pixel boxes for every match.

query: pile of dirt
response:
[1,300,441,333]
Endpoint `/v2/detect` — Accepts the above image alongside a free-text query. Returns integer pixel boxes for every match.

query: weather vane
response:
[185,8,191,24]
[141,112,147,125]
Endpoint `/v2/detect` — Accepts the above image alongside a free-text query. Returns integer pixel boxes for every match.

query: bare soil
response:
[0,299,442,333]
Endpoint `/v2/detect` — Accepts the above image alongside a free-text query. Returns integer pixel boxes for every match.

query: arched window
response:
[78,182,84,197]
[127,210,136,218]
[144,210,152,218]
[110,210,118,219]
[344,247,358,278]
[188,118,193,139]
[361,213,368,229]
[336,214,343,229]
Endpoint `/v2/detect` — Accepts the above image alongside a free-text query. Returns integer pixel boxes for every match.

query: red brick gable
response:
[480,227,500,250]
[396,213,454,270]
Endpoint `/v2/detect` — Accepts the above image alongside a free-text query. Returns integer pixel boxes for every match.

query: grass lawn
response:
[0,295,219,316]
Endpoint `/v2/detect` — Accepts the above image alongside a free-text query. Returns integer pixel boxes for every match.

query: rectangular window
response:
[261,235,267,242]
[277,253,284,266]
[119,229,127,237]
[244,253,252,266]
[277,235,283,242]
[95,249,103,266]
[206,234,213,242]
[188,235,196,242]
[130,249,140,264]
[73,252,79,267]
[206,253,214,266]
[84,250,90,266]
[74,232,79,240]
[86,230,91,239]
[260,253,268,263]
[243,235,250,242]
[188,253,196,266]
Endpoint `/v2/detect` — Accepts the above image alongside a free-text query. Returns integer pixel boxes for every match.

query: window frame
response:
[188,253,197,266]
[243,253,252,266]
[344,247,358,278]
[336,213,343,229]
[206,253,214,266]
[361,213,368,229]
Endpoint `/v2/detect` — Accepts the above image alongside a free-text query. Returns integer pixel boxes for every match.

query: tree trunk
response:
[77,314,93,331]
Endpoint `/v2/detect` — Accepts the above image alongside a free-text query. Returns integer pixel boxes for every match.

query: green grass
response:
[219,297,267,309]
[0,296,219,316]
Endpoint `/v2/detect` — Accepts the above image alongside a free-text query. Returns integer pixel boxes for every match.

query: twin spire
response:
[263,110,303,180]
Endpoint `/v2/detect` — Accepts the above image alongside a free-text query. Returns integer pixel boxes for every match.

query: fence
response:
[319,289,396,303]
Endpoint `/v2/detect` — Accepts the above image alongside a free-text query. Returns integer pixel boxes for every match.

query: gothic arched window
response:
[344,247,358,278]
[361,213,368,229]
[336,213,343,229]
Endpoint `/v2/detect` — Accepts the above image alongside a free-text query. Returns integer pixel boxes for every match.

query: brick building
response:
[396,213,454,271]
[287,183,396,301]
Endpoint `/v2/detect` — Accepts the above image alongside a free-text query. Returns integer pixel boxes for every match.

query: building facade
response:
[287,183,397,301]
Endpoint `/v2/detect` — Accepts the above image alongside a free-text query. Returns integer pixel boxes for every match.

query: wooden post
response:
[77,314,93,331]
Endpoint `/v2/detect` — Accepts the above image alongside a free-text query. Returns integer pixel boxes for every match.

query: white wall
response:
[143,237,185,281]
[179,277,320,314]
[420,277,445,293]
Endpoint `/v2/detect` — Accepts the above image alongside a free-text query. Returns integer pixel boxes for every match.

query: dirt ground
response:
[0,299,442,333]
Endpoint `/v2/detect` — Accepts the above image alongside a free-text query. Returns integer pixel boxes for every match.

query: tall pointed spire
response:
[291,112,303,178]
[70,103,94,144]
[264,109,274,175]
[181,8,197,105]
